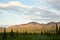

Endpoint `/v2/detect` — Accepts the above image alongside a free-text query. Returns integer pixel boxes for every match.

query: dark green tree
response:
[3,28,7,38]
[24,31,27,35]
[58,27,60,35]
[16,30,18,35]
[56,23,59,35]
[40,31,43,35]
[10,29,14,37]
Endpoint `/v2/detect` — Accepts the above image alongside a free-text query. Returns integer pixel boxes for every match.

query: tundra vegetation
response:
[0,23,60,40]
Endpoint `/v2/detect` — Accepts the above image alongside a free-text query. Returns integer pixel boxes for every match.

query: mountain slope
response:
[6,22,44,33]
[0,22,60,33]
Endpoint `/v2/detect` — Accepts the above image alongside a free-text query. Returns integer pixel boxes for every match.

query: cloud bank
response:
[0,0,60,25]
[0,1,31,9]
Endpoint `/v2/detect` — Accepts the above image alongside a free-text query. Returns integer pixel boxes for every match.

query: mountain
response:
[0,22,60,33]
[6,22,44,33]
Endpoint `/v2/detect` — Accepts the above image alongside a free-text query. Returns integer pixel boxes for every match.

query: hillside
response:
[0,22,60,33]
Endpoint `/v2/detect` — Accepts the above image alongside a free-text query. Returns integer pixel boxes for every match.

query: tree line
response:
[2,23,60,38]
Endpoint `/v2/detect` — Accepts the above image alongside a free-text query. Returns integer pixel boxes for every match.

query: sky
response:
[0,0,60,25]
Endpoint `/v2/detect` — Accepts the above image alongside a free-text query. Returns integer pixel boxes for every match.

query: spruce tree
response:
[16,30,18,35]
[3,28,7,38]
[10,29,14,37]
[58,27,60,35]
[40,31,43,35]
[24,31,27,35]
[56,23,58,35]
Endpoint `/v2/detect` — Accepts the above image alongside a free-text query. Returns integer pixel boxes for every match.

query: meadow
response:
[0,32,60,40]
[0,23,60,40]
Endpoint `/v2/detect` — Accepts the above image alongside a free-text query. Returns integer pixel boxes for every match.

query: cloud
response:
[39,0,60,11]
[49,0,60,11]
[0,1,32,9]
[0,1,60,14]
[0,0,60,25]
[38,0,60,11]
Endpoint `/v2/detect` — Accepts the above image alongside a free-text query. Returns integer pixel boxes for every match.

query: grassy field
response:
[0,23,59,40]
[0,33,60,40]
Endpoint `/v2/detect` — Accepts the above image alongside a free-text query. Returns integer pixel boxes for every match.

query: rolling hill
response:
[0,22,60,33]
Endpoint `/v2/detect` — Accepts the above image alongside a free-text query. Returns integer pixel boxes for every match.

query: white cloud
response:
[34,7,60,14]
[0,0,60,25]
[0,1,60,14]
[38,0,60,11]
[0,1,32,9]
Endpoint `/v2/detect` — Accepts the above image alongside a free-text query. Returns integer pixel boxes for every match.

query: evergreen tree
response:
[3,28,7,38]
[10,29,14,37]
[40,31,43,35]
[58,27,60,35]
[56,23,58,35]
[16,30,18,35]
[24,31,27,35]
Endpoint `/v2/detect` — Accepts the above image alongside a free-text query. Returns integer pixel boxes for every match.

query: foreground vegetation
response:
[0,23,60,40]
[0,32,60,40]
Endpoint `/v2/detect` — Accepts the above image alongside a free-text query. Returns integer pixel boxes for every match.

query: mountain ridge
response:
[0,22,60,33]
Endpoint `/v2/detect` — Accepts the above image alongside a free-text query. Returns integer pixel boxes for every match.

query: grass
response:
[0,33,60,40]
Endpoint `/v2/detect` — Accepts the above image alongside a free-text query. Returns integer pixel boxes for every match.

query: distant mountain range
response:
[0,22,60,33]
